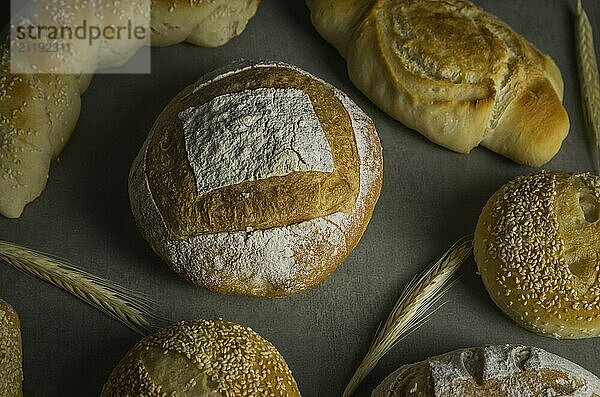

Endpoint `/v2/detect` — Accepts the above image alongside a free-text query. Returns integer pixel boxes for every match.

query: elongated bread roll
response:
[306,0,569,166]
[0,300,23,397]
[372,345,600,396]
[474,171,600,339]
[0,0,260,218]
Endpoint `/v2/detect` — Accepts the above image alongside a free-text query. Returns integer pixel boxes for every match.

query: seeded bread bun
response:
[128,62,383,297]
[101,319,301,397]
[0,300,23,397]
[371,345,600,396]
[474,171,600,339]
[306,0,569,166]
[0,0,260,218]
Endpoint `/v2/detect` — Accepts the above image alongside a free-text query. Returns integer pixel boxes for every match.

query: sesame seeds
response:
[0,301,23,396]
[479,171,600,337]
[101,319,300,396]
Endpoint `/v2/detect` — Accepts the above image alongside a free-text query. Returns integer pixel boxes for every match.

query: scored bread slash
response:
[129,62,384,297]
[575,0,600,174]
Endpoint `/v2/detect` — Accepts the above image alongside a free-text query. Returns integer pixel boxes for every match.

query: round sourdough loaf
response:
[371,345,600,396]
[101,319,301,396]
[474,171,600,339]
[0,300,23,397]
[129,62,383,297]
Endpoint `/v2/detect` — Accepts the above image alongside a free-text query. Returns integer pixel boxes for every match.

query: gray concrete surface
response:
[1,0,599,395]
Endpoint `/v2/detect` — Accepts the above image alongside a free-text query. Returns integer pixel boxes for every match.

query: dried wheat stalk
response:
[576,0,600,174]
[342,236,473,397]
[0,240,158,335]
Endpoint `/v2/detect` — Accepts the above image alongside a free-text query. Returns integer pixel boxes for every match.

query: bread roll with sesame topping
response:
[0,0,260,218]
[128,62,383,297]
[0,300,23,397]
[371,345,600,396]
[474,171,600,339]
[101,319,301,397]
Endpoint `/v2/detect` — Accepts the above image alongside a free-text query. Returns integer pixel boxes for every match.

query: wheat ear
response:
[576,0,600,174]
[342,236,473,397]
[0,240,158,335]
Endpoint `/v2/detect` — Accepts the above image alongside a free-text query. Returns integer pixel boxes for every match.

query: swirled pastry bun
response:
[101,319,301,396]
[474,171,600,339]
[0,300,23,397]
[129,62,383,297]
[306,0,569,166]
[372,345,600,396]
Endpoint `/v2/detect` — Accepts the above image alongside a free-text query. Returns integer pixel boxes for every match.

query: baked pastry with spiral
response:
[372,345,600,396]
[101,319,301,396]
[306,0,569,166]
[129,62,383,297]
[474,171,600,339]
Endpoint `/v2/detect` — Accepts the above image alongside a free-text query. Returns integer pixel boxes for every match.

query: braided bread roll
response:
[0,0,260,218]
[0,300,23,397]
[306,0,570,166]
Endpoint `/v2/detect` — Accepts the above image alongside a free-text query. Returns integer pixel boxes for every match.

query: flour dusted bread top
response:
[372,345,600,397]
[474,171,600,339]
[129,62,383,296]
[307,0,569,166]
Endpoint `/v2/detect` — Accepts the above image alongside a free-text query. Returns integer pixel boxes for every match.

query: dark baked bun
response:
[372,345,600,396]
[129,62,383,297]
[101,319,301,396]
[474,171,600,339]
[0,300,23,397]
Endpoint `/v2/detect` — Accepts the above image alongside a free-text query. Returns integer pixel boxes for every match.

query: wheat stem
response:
[576,0,600,174]
[0,240,159,335]
[342,236,473,397]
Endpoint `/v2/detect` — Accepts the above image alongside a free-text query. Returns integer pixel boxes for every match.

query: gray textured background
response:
[1,1,600,396]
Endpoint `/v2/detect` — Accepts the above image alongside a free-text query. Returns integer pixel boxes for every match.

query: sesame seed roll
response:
[474,171,600,339]
[101,319,301,396]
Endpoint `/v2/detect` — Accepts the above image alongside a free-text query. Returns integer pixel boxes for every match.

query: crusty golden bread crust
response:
[129,62,383,297]
[474,171,600,339]
[371,345,600,396]
[0,0,260,218]
[0,300,23,397]
[306,0,569,165]
[101,319,301,396]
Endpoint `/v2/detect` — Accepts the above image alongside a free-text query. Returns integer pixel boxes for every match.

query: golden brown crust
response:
[146,66,360,238]
[101,319,301,397]
[129,62,383,297]
[474,171,600,339]
[307,0,569,165]
[0,300,23,397]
